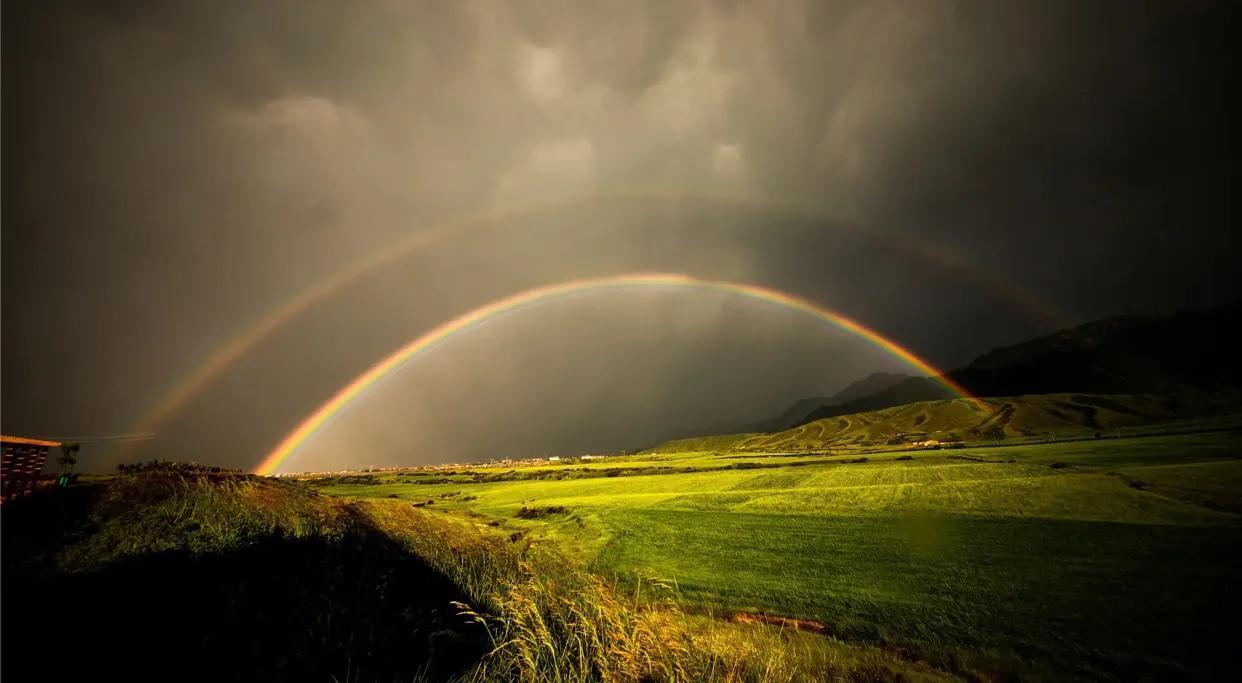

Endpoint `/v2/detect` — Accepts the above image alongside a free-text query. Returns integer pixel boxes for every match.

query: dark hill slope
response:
[647,391,1241,454]
[802,306,1242,426]
[743,392,1238,452]
[0,468,484,682]
[747,372,914,433]
[801,376,956,424]
[830,371,918,405]
[952,306,1242,396]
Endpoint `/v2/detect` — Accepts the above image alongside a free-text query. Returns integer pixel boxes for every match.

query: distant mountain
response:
[829,371,918,406]
[800,376,954,425]
[648,305,1242,452]
[950,306,1242,397]
[747,372,914,433]
[797,305,1242,428]
[652,418,758,445]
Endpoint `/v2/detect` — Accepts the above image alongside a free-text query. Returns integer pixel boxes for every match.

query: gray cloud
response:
[4,0,1236,471]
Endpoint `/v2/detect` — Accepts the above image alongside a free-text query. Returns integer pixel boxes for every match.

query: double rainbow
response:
[116,192,1063,467]
[255,273,973,475]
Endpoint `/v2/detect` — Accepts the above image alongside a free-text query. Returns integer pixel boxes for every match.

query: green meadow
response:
[314,430,1242,680]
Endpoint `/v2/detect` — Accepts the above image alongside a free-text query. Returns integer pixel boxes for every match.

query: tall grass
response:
[361,500,939,682]
[57,469,353,569]
[42,469,940,681]
[456,570,691,682]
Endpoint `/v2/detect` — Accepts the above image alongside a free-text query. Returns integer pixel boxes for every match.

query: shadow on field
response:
[1,489,486,683]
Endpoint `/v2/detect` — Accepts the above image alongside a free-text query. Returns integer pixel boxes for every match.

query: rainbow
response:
[118,191,1055,465]
[255,273,975,475]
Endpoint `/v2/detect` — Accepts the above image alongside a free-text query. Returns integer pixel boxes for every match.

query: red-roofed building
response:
[2,435,62,502]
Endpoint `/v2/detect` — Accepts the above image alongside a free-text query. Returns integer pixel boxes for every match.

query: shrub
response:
[116,460,242,475]
[515,505,568,519]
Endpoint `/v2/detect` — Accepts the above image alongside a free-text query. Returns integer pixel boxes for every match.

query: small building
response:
[1,435,61,502]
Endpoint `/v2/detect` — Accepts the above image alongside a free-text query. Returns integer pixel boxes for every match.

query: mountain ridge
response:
[744,372,915,433]
[645,390,1242,454]
[796,305,1242,427]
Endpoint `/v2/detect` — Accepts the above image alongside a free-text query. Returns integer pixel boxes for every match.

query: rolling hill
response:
[798,376,957,424]
[745,372,914,433]
[646,391,1242,454]
[1,466,485,681]
[951,305,1242,395]
[796,305,1242,427]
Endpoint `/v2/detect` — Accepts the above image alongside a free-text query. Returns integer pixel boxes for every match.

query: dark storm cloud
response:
[3,0,1236,471]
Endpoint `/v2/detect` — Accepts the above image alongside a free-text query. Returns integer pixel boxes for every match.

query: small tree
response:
[58,442,81,476]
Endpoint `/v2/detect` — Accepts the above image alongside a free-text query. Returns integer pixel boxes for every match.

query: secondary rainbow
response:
[255,273,975,475]
[117,191,1064,467]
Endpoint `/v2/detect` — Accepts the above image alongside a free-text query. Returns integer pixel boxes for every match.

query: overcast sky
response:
[3,0,1236,472]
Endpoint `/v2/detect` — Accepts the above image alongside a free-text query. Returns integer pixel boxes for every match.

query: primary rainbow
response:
[255,273,974,475]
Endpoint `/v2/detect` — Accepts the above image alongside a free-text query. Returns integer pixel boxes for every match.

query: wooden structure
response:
[1,435,61,502]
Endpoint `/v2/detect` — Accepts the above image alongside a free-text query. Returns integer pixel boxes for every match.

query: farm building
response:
[1,435,61,502]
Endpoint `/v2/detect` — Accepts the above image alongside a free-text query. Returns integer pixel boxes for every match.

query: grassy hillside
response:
[650,392,1240,454]
[3,465,950,682]
[800,376,957,423]
[1,466,486,681]
[314,429,1242,680]
[10,419,1239,679]
[747,372,915,433]
[643,431,759,454]
[798,305,1242,427]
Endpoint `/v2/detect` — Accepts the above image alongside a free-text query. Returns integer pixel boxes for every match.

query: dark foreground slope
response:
[5,467,895,683]
[1,468,484,682]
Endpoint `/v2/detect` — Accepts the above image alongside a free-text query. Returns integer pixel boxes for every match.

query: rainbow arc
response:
[256,273,975,475]
[114,193,1061,465]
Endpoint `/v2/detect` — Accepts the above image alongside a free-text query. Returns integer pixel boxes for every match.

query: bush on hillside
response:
[515,505,568,519]
[116,460,241,474]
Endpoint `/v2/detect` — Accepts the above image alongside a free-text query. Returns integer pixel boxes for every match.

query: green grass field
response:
[314,429,1242,679]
